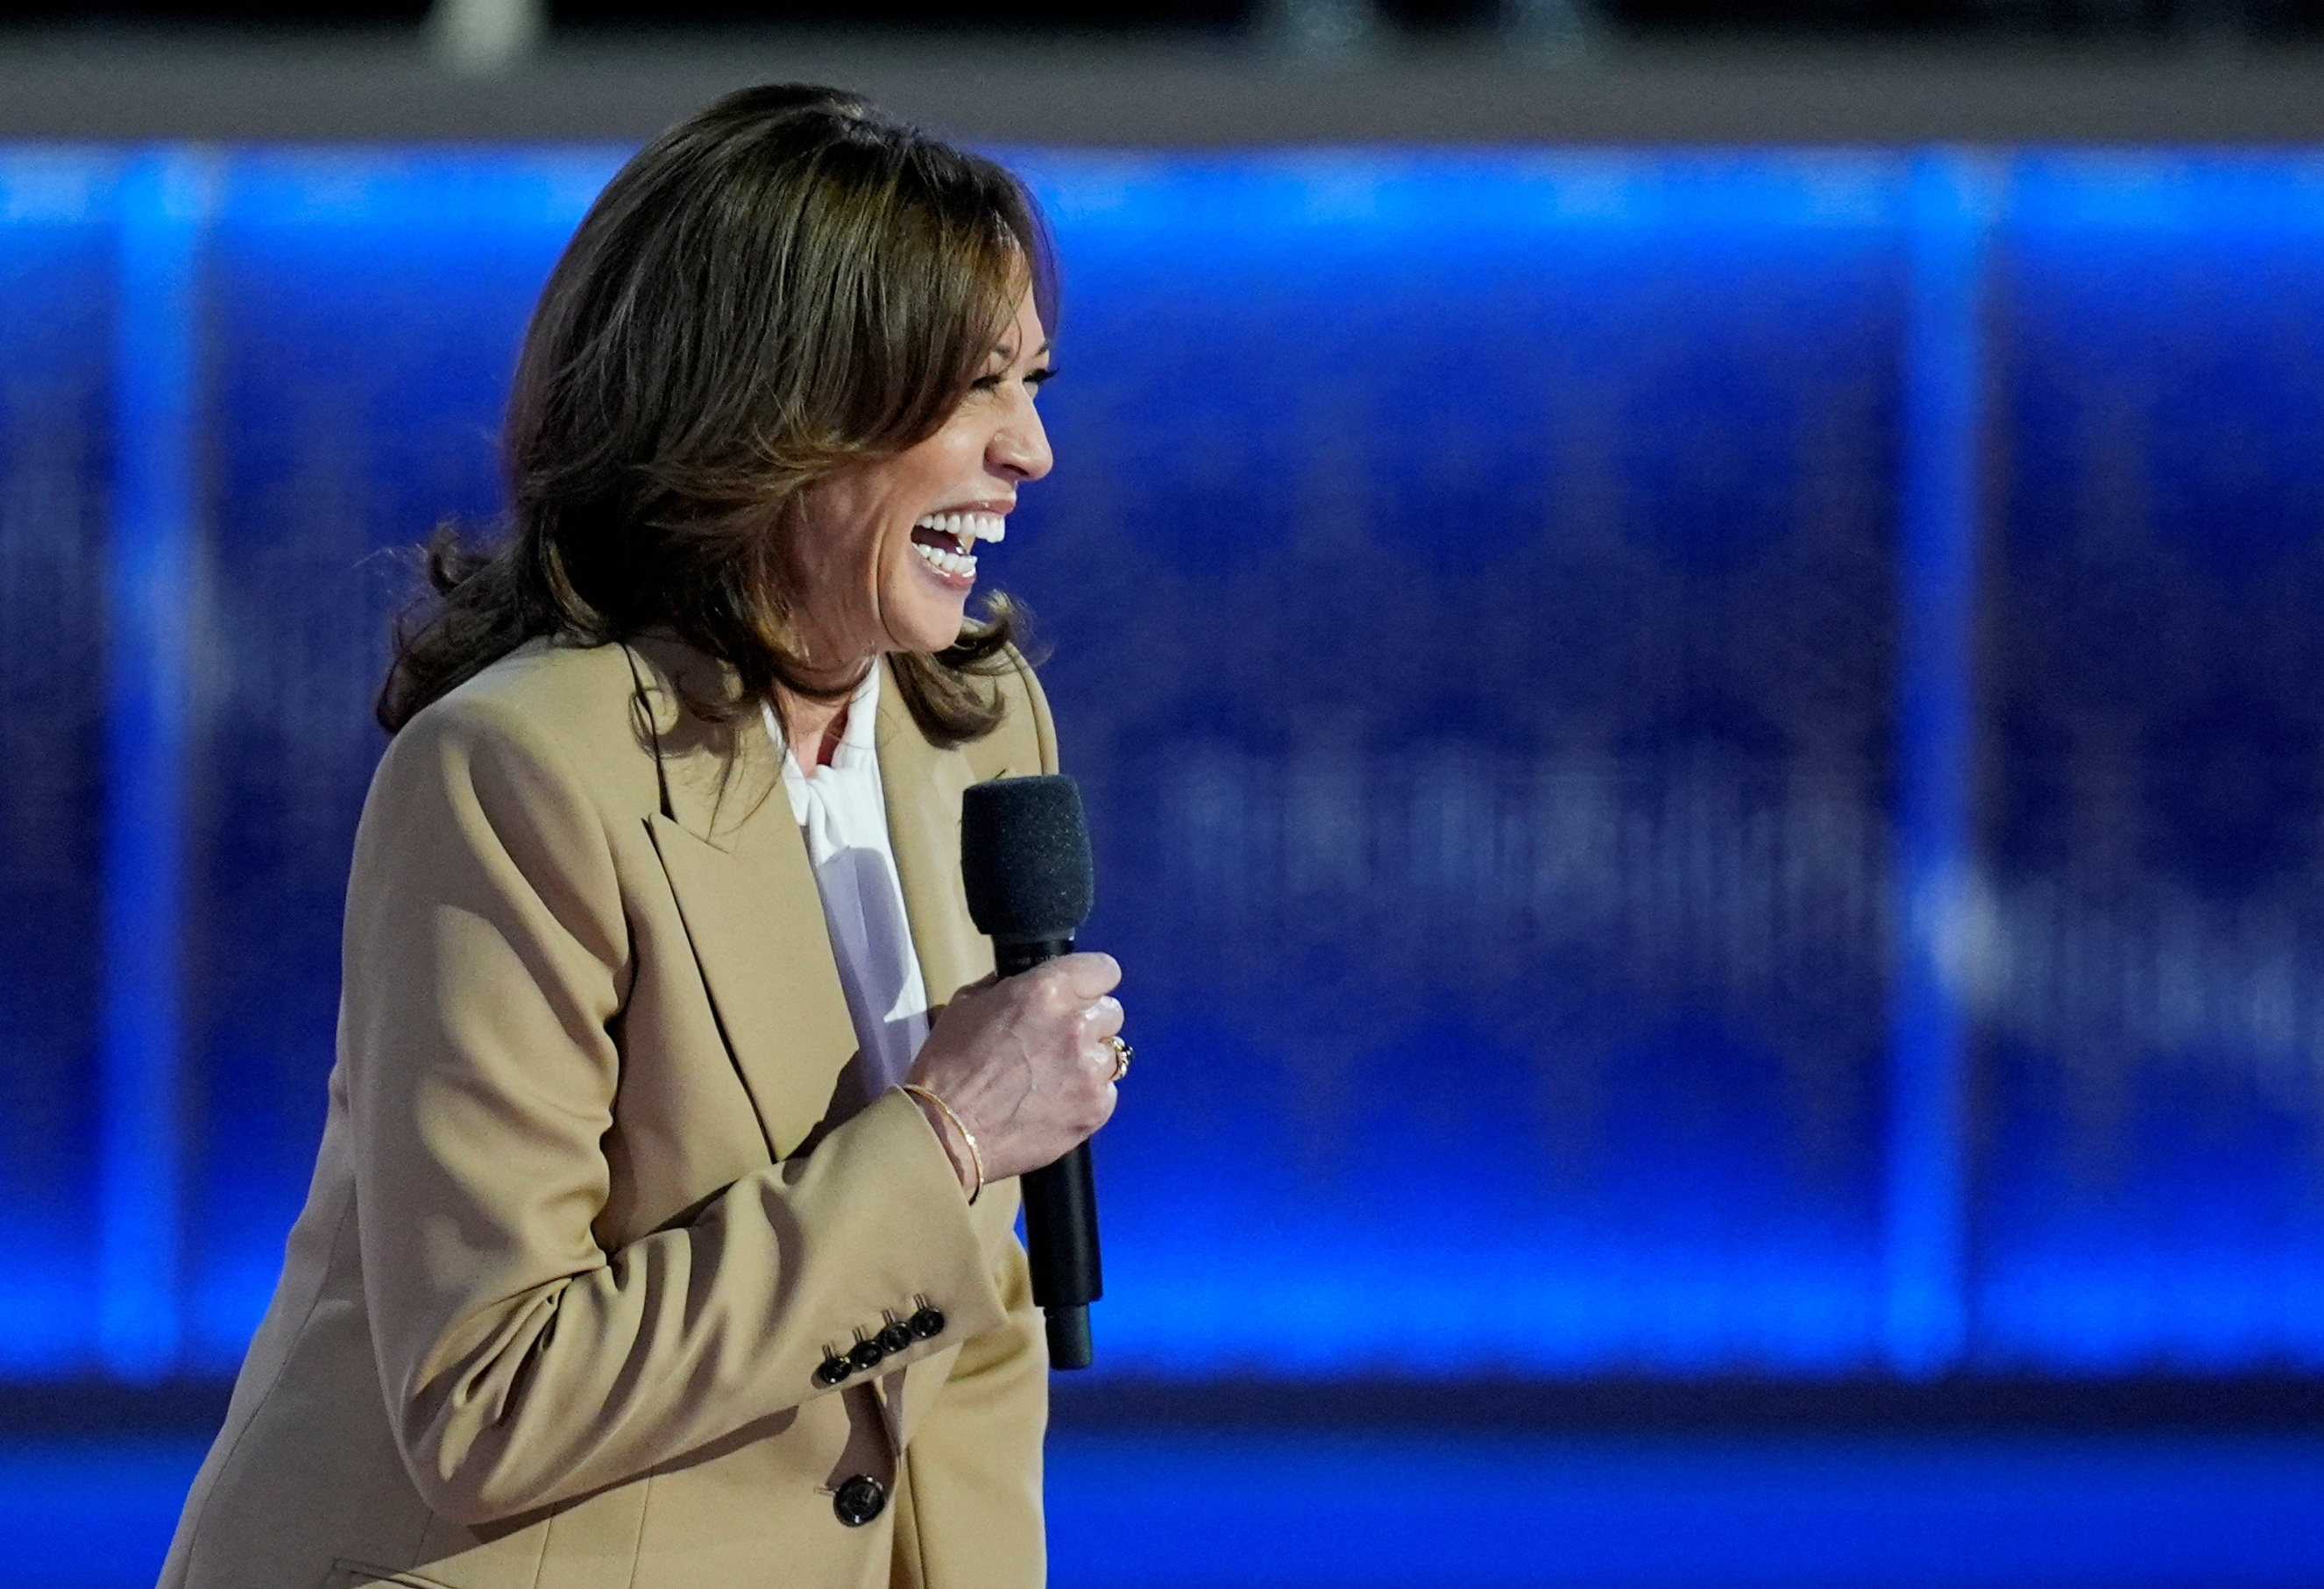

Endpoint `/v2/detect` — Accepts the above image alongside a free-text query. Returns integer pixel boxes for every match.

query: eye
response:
[969,366,1057,394]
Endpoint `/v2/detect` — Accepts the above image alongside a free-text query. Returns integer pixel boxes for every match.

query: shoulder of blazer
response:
[964,646,1060,782]
[386,636,670,823]
[392,635,1054,814]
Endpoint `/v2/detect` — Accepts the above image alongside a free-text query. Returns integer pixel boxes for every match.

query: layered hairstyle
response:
[376,83,1054,744]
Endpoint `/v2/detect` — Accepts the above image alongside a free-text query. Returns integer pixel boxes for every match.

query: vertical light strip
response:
[99,146,212,1382]
[1883,149,1999,1380]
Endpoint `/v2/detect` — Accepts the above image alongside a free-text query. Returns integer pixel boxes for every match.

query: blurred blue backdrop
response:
[5,144,2324,1388]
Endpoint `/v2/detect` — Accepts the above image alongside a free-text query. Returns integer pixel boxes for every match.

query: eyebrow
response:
[992,339,1056,362]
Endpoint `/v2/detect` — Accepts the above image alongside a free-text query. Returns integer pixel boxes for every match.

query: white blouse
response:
[763,665,932,1122]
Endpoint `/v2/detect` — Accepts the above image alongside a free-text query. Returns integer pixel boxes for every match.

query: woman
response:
[159,85,1124,1589]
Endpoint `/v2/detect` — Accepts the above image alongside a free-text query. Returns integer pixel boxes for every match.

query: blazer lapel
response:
[631,640,859,1161]
[876,658,996,1013]
[875,664,1022,1451]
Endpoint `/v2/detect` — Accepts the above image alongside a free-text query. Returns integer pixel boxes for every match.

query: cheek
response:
[911,415,991,480]
[811,499,894,601]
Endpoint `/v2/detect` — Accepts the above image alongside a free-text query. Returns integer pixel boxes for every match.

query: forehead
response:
[992,290,1048,354]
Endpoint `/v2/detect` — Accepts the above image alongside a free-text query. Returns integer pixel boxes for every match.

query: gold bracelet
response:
[900,1084,984,1205]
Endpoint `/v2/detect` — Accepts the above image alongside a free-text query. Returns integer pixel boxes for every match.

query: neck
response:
[777,661,874,771]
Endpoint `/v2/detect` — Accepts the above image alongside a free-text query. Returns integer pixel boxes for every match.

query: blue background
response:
[5,145,2324,1395]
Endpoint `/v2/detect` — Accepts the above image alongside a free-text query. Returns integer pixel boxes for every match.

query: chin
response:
[886,552,976,654]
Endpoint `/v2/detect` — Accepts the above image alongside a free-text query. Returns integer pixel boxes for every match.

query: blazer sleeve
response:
[896,1237,1049,1589]
[342,694,1012,1527]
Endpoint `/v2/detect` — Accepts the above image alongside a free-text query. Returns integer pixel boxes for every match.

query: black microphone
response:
[960,775,1102,1371]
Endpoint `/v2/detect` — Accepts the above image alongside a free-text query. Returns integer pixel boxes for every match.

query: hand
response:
[905,952,1123,1186]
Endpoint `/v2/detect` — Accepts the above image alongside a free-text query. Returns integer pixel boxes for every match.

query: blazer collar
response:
[627,639,995,1159]
[875,657,994,1014]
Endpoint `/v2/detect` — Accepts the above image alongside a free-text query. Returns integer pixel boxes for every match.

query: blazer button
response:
[848,1338,886,1373]
[908,1306,946,1340]
[813,1354,852,1388]
[833,1474,887,1527]
[876,1321,914,1355]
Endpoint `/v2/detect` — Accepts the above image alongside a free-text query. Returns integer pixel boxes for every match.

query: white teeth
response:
[915,511,1008,544]
[913,539,977,579]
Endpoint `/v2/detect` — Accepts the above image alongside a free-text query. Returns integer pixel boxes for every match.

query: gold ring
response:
[1103,1034,1131,1082]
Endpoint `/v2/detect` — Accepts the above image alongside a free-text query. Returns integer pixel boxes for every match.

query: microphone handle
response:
[994,935,1102,1371]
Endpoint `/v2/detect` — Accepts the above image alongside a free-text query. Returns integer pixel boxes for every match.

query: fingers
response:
[1017,956,1125,1040]
[1085,1005,1129,1123]
[1047,951,1121,1000]
[1081,995,1124,1040]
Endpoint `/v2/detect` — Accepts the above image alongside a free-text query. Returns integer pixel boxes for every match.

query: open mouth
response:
[910,510,1005,581]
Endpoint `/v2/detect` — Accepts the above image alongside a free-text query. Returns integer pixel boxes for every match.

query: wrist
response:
[900,1083,984,1204]
[910,1094,971,1188]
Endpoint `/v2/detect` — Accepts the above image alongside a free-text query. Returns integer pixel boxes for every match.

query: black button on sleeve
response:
[847,1338,886,1373]
[813,1354,852,1388]
[908,1306,946,1340]
[833,1474,887,1527]
[876,1321,913,1354]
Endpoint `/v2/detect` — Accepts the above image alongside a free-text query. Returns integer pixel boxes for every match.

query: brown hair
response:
[375,83,1053,743]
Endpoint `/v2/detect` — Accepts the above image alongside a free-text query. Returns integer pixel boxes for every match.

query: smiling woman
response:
[159,85,1123,1589]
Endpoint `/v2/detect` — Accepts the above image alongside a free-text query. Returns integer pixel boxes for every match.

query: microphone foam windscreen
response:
[960,775,1095,943]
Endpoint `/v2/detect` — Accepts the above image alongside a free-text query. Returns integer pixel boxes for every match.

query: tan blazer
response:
[159,635,1059,1589]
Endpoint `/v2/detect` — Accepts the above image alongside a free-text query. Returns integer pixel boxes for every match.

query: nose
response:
[988,387,1052,484]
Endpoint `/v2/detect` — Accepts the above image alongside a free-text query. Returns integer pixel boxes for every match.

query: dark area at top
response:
[2,0,2320,34]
